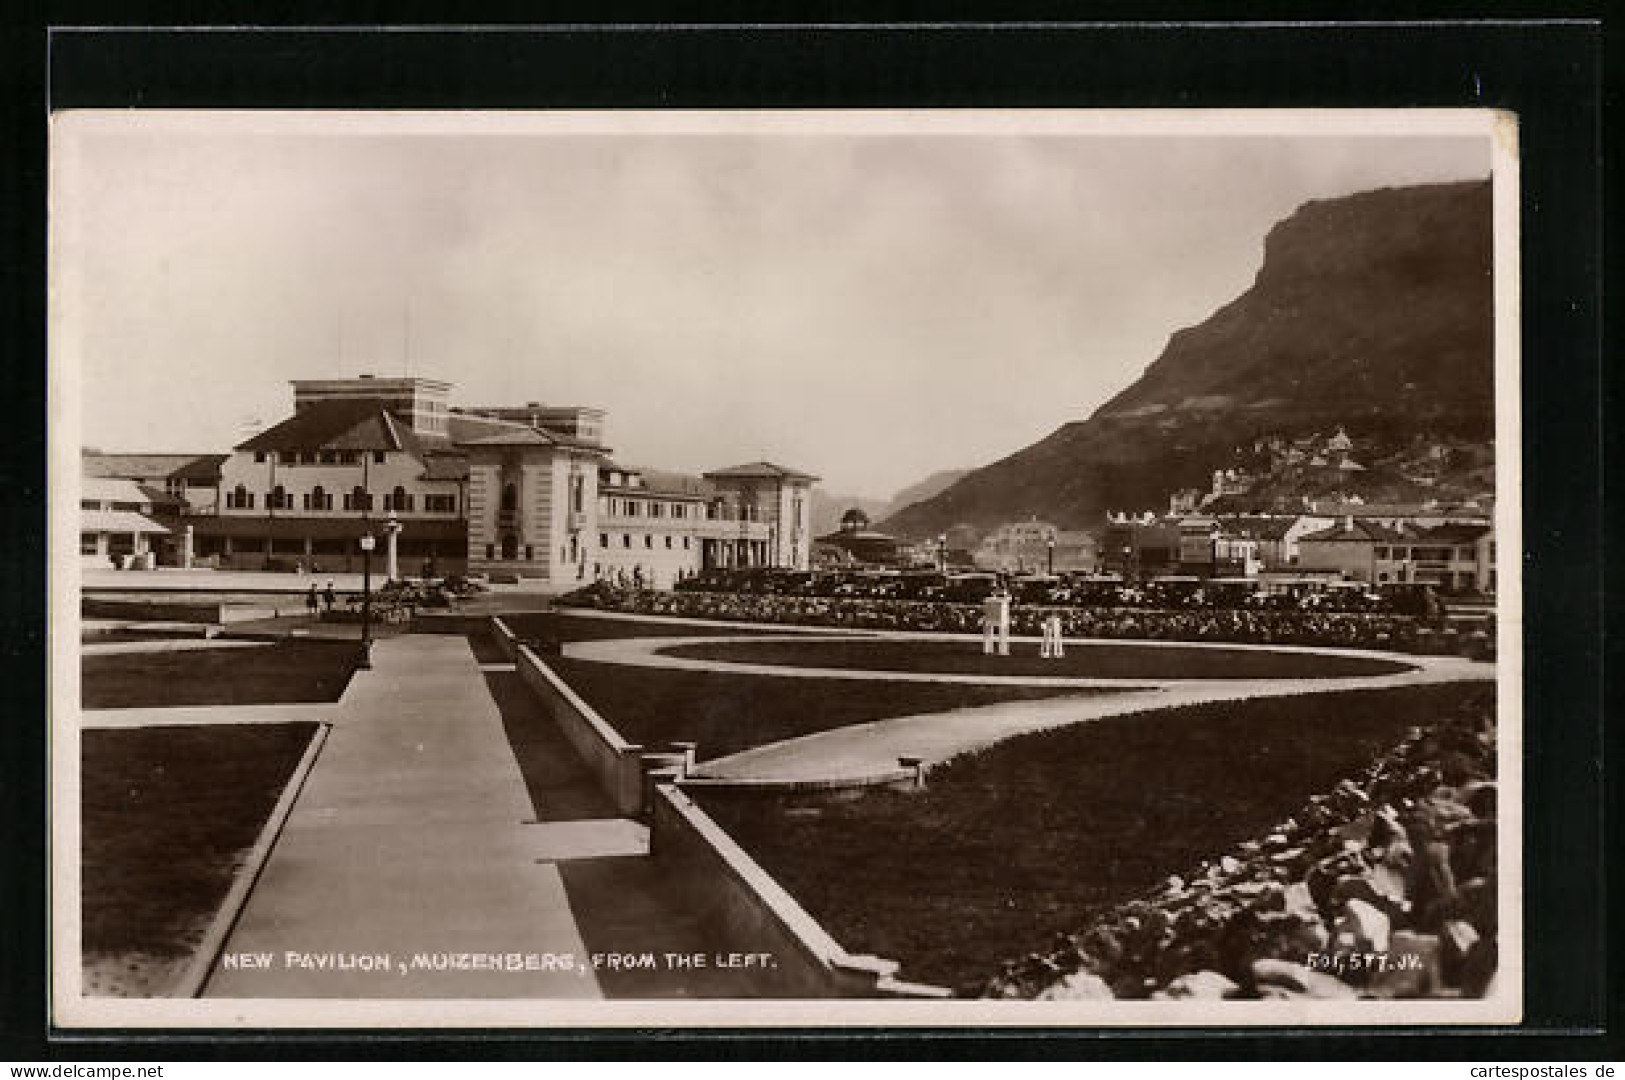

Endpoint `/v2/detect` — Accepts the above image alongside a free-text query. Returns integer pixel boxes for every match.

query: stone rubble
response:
[974,699,1497,1001]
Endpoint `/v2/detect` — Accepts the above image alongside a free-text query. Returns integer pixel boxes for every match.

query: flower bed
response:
[559,586,1423,651]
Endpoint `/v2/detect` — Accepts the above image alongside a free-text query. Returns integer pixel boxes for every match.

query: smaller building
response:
[80,478,174,568]
[815,508,902,567]
[1297,516,1495,593]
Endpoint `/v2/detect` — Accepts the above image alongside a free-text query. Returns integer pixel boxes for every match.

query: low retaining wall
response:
[679,771,920,808]
[651,782,949,999]
[501,621,645,816]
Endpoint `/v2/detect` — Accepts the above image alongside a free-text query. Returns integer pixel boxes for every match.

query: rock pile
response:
[975,699,1498,1001]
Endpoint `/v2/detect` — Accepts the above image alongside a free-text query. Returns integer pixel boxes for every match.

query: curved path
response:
[560,628,1493,785]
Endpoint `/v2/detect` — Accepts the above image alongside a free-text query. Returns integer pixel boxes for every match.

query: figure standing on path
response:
[306,584,319,618]
[323,580,336,614]
[982,587,1011,656]
[1041,613,1065,658]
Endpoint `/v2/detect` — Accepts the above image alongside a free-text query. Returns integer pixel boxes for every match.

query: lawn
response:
[698,680,1495,991]
[81,722,319,995]
[82,639,362,709]
[663,638,1412,680]
[548,658,1117,762]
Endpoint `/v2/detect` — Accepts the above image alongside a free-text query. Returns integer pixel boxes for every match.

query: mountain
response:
[878,469,971,520]
[881,179,1495,540]
[809,490,890,537]
[810,469,971,536]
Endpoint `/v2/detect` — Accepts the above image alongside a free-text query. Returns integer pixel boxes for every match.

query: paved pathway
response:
[207,635,608,999]
[203,632,788,999]
[81,639,270,656]
[560,632,1494,784]
[82,702,333,729]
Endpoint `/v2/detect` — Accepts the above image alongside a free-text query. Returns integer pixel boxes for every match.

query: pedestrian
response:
[982,587,1011,657]
[306,584,319,618]
[323,580,336,614]
[1041,613,1065,659]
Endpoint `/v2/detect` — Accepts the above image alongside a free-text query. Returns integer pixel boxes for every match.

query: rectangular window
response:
[645,535,653,548]
[424,494,456,514]
[337,450,356,465]
[525,545,534,561]
[683,537,690,550]
[374,451,387,464]
[254,451,267,463]
[1374,546,1389,559]
[665,536,673,549]
[80,532,98,554]
[623,534,631,548]
[600,533,608,548]
[486,543,495,559]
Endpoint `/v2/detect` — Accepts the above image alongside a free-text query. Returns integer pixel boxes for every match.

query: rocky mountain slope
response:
[882,179,1495,539]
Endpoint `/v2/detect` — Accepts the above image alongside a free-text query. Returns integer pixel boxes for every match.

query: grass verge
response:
[698,681,1494,990]
[549,658,1116,762]
[81,722,320,995]
[664,638,1411,680]
[82,639,361,709]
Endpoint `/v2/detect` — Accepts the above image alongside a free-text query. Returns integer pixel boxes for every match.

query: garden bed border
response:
[493,617,647,816]
[650,781,949,999]
[185,721,331,998]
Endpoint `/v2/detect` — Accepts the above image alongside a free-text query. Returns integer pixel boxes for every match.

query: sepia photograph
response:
[49,108,1520,1029]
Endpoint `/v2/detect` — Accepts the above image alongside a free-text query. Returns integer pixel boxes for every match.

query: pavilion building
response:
[87,374,818,588]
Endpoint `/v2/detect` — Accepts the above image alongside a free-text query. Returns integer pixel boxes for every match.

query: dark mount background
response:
[6,14,1608,1060]
[883,179,1495,537]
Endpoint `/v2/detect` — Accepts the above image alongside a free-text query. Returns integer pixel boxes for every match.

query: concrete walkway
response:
[81,639,270,656]
[82,702,334,730]
[203,632,791,999]
[206,635,606,999]
[559,632,1494,784]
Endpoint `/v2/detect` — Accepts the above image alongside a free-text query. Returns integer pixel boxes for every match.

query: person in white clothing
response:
[982,588,1012,656]
[1041,613,1066,658]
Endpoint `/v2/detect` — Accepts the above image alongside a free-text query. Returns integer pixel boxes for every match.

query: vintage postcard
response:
[49,109,1521,1028]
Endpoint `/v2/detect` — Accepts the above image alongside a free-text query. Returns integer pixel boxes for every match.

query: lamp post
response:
[937,533,947,573]
[1047,537,1056,575]
[358,531,376,669]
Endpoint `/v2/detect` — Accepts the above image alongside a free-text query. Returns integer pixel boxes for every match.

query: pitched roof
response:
[625,467,716,499]
[418,452,470,481]
[1419,522,1492,543]
[82,509,172,535]
[236,400,409,453]
[445,412,609,453]
[1220,516,1297,541]
[82,477,156,504]
[1299,519,1409,544]
[83,452,227,482]
[702,460,820,483]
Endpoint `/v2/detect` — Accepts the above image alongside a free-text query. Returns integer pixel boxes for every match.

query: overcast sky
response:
[54,113,1492,498]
